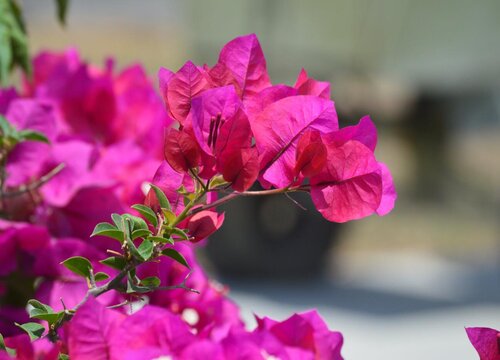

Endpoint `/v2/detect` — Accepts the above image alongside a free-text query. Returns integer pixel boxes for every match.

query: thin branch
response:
[193,185,310,214]
[284,192,307,211]
[2,163,65,198]
[189,169,208,192]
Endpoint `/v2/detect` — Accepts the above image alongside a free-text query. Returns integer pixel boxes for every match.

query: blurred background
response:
[22,0,500,358]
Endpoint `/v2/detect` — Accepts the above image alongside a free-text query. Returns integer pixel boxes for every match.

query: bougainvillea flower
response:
[294,68,331,99]
[216,34,271,100]
[252,95,338,188]
[217,147,259,192]
[0,87,18,114]
[158,61,210,122]
[254,310,344,360]
[294,128,327,178]
[112,64,170,157]
[164,128,202,173]
[328,115,377,152]
[66,297,126,360]
[138,244,242,336]
[466,327,500,360]
[308,116,396,221]
[244,84,298,121]
[145,161,195,214]
[38,140,98,207]
[171,85,258,190]
[376,162,397,216]
[310,139,383,222]
[108,305,195,357]
[92,140,161,206]
[4,99,57,187]
[26,49,169,153]
[187,210,225,243]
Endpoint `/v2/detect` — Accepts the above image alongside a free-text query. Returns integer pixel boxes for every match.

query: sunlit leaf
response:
[91,222,124,242]
[61,256,92,278]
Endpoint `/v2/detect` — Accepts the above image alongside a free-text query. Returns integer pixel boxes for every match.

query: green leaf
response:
[171,227,190,241]
[0,0,31,85]
[132,228,151,240]
[137,239,154,261]
[161,248,190,268]
[125,236,142,261]
[27,299,53,314]
[111,213,124,230]
[209,175,229,189]
[15,322,45,341]
[148,235,174,245]
[126,273,151,294]
[162,209,176,225]
[131,204,158,228]
[140,276,160,287]
[55,0,69,25]
[58,354,69,360]
[30,311,63,325]
[94,272,109,282]
[17,130,49,143]
[90,222,124,242]
[123,214,148,231]
[0,20,13,86]
[150,184,171,211]
[0,332,16,356]
[61,256,92,278]
[0,115,14,137]
[100,256,126,270]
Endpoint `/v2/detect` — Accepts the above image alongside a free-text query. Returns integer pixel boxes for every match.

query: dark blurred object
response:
[205,188,342,279]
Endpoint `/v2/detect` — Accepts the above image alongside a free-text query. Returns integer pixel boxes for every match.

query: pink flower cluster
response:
[0,49,170,335]
[160,34,396,223]
[0,36,347,359]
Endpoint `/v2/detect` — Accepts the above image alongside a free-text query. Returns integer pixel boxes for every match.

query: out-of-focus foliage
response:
[0,0,69,85]
[0,0,30,85]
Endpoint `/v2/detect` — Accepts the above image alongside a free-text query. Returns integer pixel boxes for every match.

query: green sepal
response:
[162,209,176,225]
[209,175,229,189]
